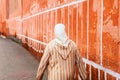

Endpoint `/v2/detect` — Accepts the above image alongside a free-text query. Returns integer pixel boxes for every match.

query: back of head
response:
[54,23,69,47]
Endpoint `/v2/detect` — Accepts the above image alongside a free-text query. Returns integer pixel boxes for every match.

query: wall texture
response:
[0,0,120,80]
[0,0,7,35]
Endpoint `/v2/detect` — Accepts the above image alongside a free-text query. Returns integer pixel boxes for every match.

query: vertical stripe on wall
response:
[6,0,9,19]
[119,0,120,69]
[86,0,89,60]
[88,0,100,64]
[100,0,103,66]
[76,3,78,45]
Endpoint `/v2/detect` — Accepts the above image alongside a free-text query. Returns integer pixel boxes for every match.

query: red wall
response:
[20,0,120,80]
[103,0,119,73]
[0,0,7,35]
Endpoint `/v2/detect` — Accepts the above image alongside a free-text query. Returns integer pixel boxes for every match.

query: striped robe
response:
[36,40,87,80]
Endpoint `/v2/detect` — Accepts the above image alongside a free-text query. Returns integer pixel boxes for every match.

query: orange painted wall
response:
[5,0,22,36]
[9,0,21,18]
[102,0,120,74]
[20,0,120,80]
[0,0,8,36]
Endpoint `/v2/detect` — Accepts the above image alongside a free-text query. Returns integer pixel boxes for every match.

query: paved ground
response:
[0,37,39,80]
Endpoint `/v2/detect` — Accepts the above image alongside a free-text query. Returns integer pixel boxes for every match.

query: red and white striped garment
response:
[36,40,87,80]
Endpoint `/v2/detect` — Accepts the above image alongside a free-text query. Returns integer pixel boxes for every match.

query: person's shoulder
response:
[47,39,56,47]
[69,40,77,47]
[44,40,56,51]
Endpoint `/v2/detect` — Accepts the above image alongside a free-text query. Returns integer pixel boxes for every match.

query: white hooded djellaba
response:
[36,23,87,80]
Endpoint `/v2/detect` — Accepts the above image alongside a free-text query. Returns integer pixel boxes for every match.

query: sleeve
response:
[75,46,87,80]
[36,44,50,80]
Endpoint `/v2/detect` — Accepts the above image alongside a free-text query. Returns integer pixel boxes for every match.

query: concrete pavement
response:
[0,37,39,80]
